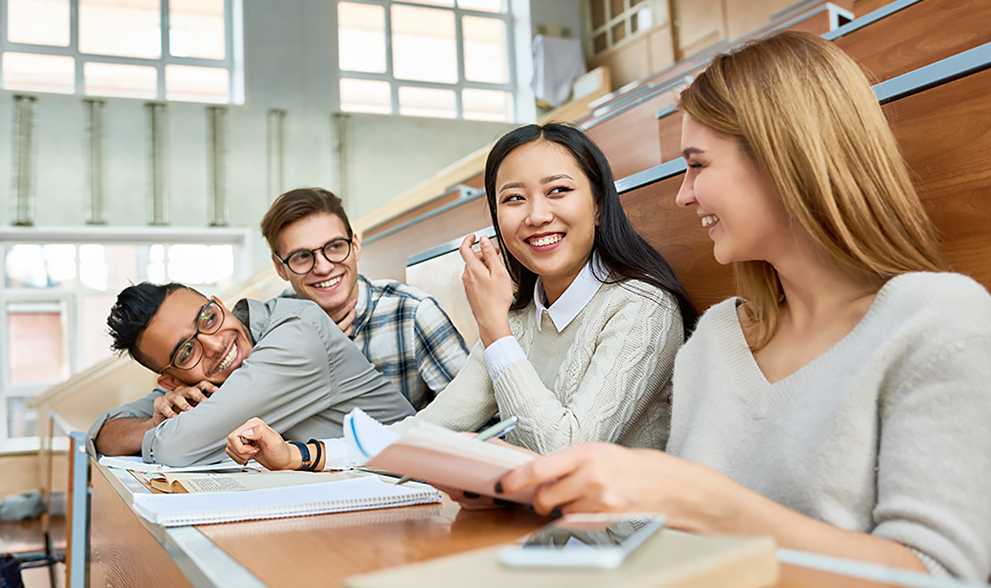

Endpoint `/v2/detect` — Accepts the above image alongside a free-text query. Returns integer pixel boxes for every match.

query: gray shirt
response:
[87,297,415,466]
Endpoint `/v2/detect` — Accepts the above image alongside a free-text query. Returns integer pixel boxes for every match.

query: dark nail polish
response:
[492,498,513,507]
[494,481,503,494]
[549,508,562,519]
[463,491,480,499]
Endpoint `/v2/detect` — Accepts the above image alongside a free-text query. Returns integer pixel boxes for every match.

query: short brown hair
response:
[260,188,353,255]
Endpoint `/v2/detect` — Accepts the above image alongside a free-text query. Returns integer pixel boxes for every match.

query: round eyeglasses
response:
[275,238,353,275]
[159,299,225,373]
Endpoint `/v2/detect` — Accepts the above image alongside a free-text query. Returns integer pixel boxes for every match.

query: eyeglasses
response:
[275,238,353,275]
[158,299,225,373]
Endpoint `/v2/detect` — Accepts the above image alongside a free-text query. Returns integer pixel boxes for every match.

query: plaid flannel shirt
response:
[282,275,468,410]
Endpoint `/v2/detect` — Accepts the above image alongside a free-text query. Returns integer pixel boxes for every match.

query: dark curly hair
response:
[107,282,196,368]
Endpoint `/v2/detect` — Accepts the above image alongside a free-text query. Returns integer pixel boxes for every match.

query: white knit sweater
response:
[667,272,991,580]
[412,278,683,454]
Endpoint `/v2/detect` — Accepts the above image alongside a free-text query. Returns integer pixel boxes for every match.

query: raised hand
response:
[459,234,515,347]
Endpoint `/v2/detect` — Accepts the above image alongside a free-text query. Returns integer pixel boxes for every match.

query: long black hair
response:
[483,123,698,339]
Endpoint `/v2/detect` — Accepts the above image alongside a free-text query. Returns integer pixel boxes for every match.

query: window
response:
[0,228,248,450]
[338,0,515,121]
[588,0,651,56]
[0,0,242,103]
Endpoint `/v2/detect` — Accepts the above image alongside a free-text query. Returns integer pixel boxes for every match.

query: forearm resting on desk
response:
[94,416,160,456]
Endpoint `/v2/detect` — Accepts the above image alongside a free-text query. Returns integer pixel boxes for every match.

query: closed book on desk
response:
[346,409,536,504]
[133,475,441,527]
[345,530,778,588]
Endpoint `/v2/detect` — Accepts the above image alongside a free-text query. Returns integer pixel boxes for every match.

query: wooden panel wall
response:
[620,65,991,315]
[89,466,193,588]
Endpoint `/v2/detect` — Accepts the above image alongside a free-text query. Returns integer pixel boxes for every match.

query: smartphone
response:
[498,513,666,569]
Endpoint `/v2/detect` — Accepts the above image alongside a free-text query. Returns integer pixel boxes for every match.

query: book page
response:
[99,455,261,474]
[149,471,354,493]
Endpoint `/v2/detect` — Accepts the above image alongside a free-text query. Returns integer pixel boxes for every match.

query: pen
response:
[395,415,519,486]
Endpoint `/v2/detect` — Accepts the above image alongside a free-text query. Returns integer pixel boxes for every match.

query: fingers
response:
[498,444,589,497]
[479,236,499,261]
[226,417,266,463]
[459,235,483,269]
[154,396,177,419]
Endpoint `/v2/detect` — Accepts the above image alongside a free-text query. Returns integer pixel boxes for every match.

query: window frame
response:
[334,0,519,121]
[0,226,252,452]
[0,0,245,104]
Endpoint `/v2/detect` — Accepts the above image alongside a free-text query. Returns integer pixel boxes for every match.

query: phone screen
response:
[521,516,650,550]
[500,514,665,568]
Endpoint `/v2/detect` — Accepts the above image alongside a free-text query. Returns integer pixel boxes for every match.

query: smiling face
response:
[138,288,254,387]
[272,212,361,317]
[494,140,598,302]
[676,114,791,266]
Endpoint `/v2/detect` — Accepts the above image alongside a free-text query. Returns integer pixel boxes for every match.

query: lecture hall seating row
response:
[359,0,991,291]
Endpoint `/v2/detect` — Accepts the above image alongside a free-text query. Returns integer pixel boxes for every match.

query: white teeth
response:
[314,276,342,288]
[217,341,237,372]
[528,234,562,247]
[701,215,720,228]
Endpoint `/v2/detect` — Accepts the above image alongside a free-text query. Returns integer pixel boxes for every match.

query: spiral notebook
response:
[132,475,441,527]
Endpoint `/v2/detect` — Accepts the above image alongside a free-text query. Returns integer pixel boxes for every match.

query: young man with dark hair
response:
[87,282,414,466]
[260,187,469,411]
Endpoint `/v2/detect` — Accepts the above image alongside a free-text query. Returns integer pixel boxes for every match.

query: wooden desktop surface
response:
[90,461,944,588]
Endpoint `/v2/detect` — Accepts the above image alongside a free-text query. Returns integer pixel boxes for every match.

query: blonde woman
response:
[497,31,991,580]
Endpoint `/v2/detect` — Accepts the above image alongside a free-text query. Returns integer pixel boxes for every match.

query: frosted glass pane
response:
[340,78,392,114]
[2,53,75,94]
[7,398,38,439]
[8,0,70,46]
[84,62,157,98]
[457,0,505,13]
[392,6,457,83]
[463,16,507,84]
[170,0,225,59]
[399,86,456,118]
[80,0,161,58]
[166,64,229,103]
[463,88,511,122]
[338,3,386,73]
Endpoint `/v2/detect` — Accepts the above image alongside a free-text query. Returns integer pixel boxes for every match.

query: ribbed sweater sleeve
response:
[494,282,681,455]
[399,340,497,434]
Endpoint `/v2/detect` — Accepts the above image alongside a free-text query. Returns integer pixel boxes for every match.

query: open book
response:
[132,475,442,527]
[343,409,537,504]
[147,470,353,493]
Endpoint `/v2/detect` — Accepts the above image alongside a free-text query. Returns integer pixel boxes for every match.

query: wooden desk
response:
[89,461,977,588]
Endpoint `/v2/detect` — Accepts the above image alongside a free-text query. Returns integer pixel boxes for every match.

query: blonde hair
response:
[679,31,944,348]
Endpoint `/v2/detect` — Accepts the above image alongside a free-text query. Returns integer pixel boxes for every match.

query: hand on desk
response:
[226,417,296,470]
[153,380,218,420]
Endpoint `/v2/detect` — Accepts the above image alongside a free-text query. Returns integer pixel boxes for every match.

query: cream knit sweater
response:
[667,272,991,580]
[412,278,683,454]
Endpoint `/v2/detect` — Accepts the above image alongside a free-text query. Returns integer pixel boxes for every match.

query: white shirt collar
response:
[533,253,607,332]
